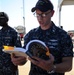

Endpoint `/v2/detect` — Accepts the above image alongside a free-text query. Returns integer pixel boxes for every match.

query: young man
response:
[11,0,73,75]
[0,12,22,75]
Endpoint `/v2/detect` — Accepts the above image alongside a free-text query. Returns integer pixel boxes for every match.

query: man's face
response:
[0,17,6,26]
[35,9,54,29]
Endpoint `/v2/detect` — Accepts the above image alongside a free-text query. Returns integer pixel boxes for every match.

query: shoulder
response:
[51,23,71,40]
[27,27,39,34]
[24,27,39,38]
[8,26,17,33]
[6,26,19,36]
[55,26,72,43]
[54,25,68,36]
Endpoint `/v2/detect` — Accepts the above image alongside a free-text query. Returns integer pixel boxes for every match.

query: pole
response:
[23,0,26,34]
[59,7,61,28]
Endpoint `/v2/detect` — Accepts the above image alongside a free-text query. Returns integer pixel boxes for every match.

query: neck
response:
[2,24,9,29]
[41,21,52,30]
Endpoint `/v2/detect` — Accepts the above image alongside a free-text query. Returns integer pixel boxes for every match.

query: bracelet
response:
[47,65,56,74]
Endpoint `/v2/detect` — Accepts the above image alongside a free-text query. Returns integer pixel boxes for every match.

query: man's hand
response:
[11,53,27,66]
[28,54,54,71]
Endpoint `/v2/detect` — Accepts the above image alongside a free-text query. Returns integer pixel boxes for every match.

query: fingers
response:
[11,53,27,65]
[49,54,54,62]
[28,54,54,71]
[28,56,39,65]
[11,53,15,58]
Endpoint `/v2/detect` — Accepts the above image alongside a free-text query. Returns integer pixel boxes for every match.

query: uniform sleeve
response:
[61,34,73,57]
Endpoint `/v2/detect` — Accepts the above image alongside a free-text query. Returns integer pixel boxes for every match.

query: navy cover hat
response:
[31,0,54,12]
[0,12,9,22]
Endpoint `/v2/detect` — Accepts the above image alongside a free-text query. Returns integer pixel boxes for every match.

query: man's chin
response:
[40,24,44,26]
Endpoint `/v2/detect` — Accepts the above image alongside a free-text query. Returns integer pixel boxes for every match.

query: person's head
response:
[31,0,54,29]
[0,12,9,27]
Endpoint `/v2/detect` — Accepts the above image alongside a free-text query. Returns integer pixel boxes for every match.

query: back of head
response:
[31,0,54,12]
[0,12,9,22]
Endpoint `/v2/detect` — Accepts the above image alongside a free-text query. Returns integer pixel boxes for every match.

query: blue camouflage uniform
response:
[23,21,73,75]
[0,26,22,75]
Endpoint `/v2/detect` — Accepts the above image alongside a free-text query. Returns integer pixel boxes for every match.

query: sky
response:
[0,0,74,33]
[0,0,23,27]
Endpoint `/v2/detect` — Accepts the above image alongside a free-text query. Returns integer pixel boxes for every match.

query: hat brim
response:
[31,7,36,12]
[31,6,48,12]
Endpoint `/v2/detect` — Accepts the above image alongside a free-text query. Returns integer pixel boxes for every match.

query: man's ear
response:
[51,10,55,17]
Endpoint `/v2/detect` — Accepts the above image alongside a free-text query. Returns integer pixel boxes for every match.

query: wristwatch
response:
[47,65,56,74]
